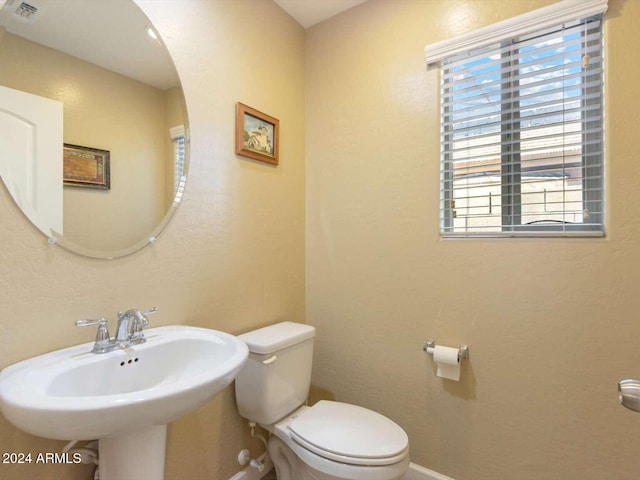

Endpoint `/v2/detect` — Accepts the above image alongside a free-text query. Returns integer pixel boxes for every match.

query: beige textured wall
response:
[306,0,640,479]
[0,31,171,252]
[0,0,305,479]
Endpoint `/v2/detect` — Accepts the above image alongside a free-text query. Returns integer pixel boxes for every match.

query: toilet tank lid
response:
[239,322,315,354]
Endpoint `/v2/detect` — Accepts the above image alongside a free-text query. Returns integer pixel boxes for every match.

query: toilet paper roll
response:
[433,345,460,381]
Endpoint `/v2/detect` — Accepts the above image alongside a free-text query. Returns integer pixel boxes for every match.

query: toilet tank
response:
[235,322,315,425]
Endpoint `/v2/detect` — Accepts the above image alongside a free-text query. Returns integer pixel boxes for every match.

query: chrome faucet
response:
[116,308,157,345]
[76,307,158,353]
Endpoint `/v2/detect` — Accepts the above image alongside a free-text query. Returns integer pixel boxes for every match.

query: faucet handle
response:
[141,307,159,317]
[129,307,158,344]
[76,317,113,353]
[76,318,108,327]
[137,307,159,329]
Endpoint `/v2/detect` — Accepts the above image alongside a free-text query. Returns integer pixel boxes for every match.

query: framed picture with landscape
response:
[63,144,110,190]
[235,103,279,165]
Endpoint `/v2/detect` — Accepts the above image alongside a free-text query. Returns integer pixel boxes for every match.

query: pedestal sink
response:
[0,325,249,479]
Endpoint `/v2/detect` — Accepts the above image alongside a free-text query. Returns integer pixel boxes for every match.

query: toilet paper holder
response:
[423,339,469,361]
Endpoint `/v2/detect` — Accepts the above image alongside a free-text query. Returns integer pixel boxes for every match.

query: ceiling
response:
[274,0,368,28]
[0,0,368,90]
[0,0,179,90]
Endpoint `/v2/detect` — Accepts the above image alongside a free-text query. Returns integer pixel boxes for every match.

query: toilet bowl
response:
[234,322,410,480]
[267,403,409,480]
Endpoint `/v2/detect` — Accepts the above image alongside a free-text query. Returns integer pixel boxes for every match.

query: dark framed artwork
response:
[63,144,110,190]
[235,103,279,165]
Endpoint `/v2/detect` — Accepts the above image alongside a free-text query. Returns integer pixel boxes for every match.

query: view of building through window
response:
[441,16,603,234]
[450,125,585,231]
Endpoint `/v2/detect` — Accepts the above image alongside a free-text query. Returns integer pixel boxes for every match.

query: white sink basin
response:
[0,325,249,440]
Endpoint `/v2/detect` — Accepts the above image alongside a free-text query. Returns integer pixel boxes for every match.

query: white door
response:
[0,85,63,237]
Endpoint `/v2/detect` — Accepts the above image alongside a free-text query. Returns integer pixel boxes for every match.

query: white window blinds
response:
[170,125,186,198]
[174,136,185,192]
[432,6,605,237]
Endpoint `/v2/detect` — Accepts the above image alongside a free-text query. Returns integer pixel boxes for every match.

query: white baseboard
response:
[228,456,274,480]
[403,462,456,480]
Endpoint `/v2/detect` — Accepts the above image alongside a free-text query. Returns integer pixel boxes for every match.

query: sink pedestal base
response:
[99,425,167,480]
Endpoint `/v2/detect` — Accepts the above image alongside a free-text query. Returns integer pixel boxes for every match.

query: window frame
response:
[426,0,608,238]
[169,124,187,200]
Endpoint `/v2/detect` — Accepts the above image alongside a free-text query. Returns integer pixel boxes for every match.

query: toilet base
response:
[268,436,408,480]
[269,436,314,480]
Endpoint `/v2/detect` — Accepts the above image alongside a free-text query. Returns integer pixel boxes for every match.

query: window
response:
[426,0,607,237]
[170,125,186,201]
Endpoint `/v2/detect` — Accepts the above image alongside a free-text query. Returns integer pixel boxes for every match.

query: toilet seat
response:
[288,401,408,466]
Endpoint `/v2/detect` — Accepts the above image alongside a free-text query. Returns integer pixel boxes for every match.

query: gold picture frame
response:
[63,144,110,190]
[235,103,279,165]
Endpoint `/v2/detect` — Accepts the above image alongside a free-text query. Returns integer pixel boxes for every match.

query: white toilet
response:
[235,322,410,480]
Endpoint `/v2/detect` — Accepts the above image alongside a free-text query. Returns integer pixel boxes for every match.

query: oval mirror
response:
[0,0,188,259]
